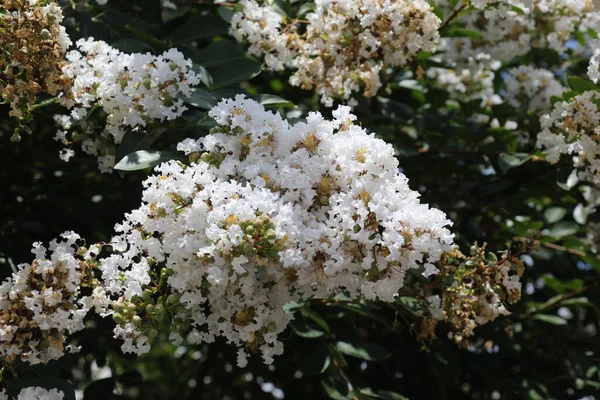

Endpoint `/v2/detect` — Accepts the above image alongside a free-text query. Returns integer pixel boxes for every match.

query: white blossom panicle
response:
[588,46,600,84]
[438,0,597,66]
[101,95,454,366]
[0,232,106,365]
[503,66,566,114]
[55,39,200,173]
[231,0,441,106]
[230,0,295,71]
[11,387,64,400]
[537,91,600,187]
[427,54,502,108]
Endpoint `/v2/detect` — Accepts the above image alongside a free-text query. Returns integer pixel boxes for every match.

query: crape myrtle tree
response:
[0,0,599,399]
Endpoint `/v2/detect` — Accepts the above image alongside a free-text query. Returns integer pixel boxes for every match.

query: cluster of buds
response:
[420,244,524,345]
[0,0,72,140]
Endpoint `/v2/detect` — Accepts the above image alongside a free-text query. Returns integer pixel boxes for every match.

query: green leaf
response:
[573,203,589,224]
[560,297,592,307]
[335,340,390,361]
[581,255,600,273]
[548,221,579,240]
[544,207,567,224]
[257,94,295,108]
[443,27,483,39]
[114,150,183,171]
[115,126,168,163]
[218,6,235,23]
[271,0,293,18]
[170,15,229,44]
[290,316,326,338]
[358,388,409,400]
[187,88,217,109]
[321,376,351,400]
[301,307,331,334]
[533,314,568,325]
[193,63,213,88]
[396,296,420,318]
[556,169,579,190]
[283,301,305,315]
[567,76,600,93]
[330,303,393,330]
[110,38,154,53]
[194,41,248,68]
[498,153,530,173]
[209,58,262,88]
[298,2,315,18]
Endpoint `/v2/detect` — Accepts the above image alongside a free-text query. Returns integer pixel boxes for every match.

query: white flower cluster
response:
[538,91,600,187]
[0,387,64,400]
[439,0,598,66]
[230,0,295,71]
[587,42,600,84]
[0,232,106,365]
[54,39,200,172]
[503,66,566,114]
[231,0,441,106]
[101,95,454,366]
[426,54,502,108]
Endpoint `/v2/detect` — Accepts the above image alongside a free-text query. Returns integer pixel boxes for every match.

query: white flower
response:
[0,233,105,365]
[15,387,64,400]
[103,95,454,366]
[503,65,566,114]
[537,91,600,192]
[55,39,200,173]
[231,0,440,105]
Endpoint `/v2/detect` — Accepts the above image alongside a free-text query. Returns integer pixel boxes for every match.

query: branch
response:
[522,281,599,319]
[439,1,468,32]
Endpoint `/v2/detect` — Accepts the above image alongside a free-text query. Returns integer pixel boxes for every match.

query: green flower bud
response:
[112,313,125,324]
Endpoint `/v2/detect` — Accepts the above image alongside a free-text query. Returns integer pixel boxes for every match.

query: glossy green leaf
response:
[321,376,350,400]
[567,76,599,93]
[544,207,567,224]
[114,150,183,171]
[335,340,390,361]
[533,314,568,325]
[170,15,229,44]
[187,88,218,110]
[548,222,579,240]
[258,94,295,108]
[498,153,530,173]
[115,126,168,163]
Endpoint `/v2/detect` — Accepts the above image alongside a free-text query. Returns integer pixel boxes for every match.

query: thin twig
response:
[522,281,599,319]
[439,1,468,32]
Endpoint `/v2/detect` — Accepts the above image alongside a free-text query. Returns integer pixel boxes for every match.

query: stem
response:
[514,236,591,258]
[30,96,59,111]
[522,281,599,319]
[439,1,468,32]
